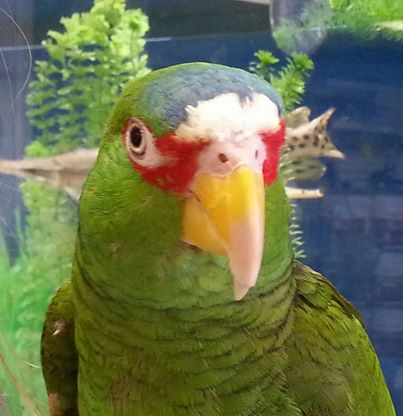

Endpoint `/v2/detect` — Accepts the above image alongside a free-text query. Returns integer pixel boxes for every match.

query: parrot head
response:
[80,63,291,304]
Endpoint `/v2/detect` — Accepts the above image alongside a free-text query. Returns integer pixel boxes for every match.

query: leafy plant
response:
[26,0,149,155]
[1,0,149,414]
[272,0,403,51]
[330,0,403,38]
[250,51,314,112]
[273,0,403,54]
[0,187,76,415]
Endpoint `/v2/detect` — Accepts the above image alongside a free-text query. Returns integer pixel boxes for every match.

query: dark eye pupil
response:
[129,126,143,148]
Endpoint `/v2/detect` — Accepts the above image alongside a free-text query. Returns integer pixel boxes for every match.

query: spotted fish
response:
[282,108,344,182]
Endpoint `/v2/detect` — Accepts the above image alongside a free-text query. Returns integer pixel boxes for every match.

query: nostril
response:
[218,153,229,163]
[255,150,259,160]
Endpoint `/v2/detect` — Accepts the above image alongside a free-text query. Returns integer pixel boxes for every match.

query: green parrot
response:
[41,63,395,416]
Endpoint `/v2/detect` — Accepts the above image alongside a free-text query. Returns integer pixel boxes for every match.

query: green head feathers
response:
[77,63,292,308]
[106,62,283,138]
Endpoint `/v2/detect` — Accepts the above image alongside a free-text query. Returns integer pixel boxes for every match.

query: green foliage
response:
[330,0,403,40]
[271,0,403,50]
[250,51,314,112]
[270,0,403,55]
[249,51,279,81]
[0,187,76,415]
[26,0,149,154]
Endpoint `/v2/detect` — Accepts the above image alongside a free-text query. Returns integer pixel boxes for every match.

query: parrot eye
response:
[124,118,146,157]
[122,117,167,169]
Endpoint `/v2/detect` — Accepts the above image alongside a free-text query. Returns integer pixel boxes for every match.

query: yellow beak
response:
[182,166,265,300]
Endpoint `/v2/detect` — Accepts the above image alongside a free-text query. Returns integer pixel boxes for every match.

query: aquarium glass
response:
[1,0,403,414]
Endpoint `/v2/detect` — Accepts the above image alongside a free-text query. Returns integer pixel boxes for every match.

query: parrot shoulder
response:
[292,261,363,324]
[283,262,395,415]
[41,281,78,416]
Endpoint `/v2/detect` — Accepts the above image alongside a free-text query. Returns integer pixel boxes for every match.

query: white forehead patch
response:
[176,92,280,142]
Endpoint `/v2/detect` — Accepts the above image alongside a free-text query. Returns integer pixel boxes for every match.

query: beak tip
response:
[233,282,253,301]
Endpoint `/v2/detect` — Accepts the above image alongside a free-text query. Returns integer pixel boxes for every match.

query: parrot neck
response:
[74,263,297,414]
[77,142,293,308]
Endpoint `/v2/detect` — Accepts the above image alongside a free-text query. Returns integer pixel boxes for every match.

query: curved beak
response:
[182,165,265,300]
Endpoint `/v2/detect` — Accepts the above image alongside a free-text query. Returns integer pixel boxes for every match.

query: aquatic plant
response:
[330,0,403,40]
[249,51,314,113]
[0,189,75,415]
[271,0,403,53]
[26,0,149,155]
[0,0,149,414]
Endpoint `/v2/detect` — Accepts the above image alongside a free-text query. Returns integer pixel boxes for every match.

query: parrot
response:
[41,62,395,416]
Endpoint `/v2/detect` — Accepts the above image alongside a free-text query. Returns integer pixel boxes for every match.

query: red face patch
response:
[261,118,286,185]
[138,134,207,194]
[122,120,207,194]
[122,118,286,195]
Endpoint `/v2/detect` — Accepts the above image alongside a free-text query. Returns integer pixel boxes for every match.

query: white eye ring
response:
[124,118,147,158]
[122,117,169,169]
